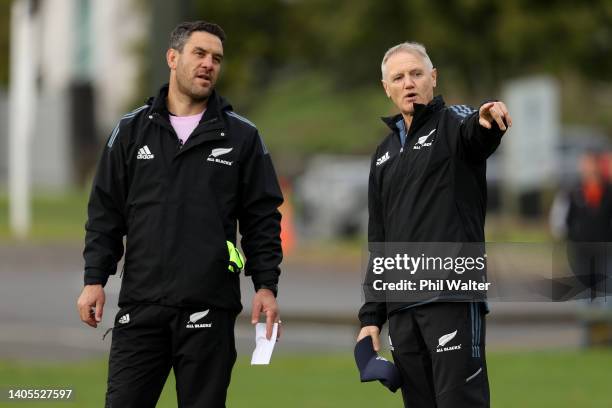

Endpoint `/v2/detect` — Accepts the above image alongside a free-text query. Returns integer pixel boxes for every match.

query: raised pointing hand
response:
[479,101,512,131]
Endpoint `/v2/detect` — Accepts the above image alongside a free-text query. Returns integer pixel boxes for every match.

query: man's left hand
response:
[479,101,512,131]
[251,288,281,340]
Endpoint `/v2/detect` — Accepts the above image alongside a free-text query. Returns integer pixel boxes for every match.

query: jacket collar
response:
[381,95,445,133]
[147,83,233,123]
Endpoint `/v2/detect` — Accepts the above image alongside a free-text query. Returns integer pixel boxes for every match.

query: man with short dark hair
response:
[357,42,512,408]
[77,21,283,407]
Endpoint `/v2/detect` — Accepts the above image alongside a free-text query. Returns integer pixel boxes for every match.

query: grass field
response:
[0,192,552,245]
[0,191,89,242]
[1,350,611,407]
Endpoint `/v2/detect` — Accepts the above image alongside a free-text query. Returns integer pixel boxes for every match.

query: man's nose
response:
[201,54,214,70]
[403,77,415,89]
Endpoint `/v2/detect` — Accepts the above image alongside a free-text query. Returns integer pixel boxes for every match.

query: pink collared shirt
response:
[169,110,205,144]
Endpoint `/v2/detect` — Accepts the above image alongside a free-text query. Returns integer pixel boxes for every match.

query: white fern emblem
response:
[210,147,233,158]
[189,310,210,324]
[437,330,457,348]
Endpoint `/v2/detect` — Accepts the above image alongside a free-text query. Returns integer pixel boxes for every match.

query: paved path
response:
[0,243,587,361]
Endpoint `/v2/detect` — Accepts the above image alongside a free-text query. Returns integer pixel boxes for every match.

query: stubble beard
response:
[176,68,213,103]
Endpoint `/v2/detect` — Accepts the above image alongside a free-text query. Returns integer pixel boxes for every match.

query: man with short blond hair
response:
[358,41,512,407]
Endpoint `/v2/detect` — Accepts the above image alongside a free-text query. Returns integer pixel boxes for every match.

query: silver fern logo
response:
[207,147,234,166]
[186,310,212,328]
[438,330,457,347]
[436,330,461,352]
[413,129,436,150]
[189,310,209,323]
[210,148,233,157]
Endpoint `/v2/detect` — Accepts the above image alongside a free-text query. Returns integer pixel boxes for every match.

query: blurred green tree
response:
[195,0,611,100]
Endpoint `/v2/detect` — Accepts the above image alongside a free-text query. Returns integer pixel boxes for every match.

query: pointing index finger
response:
[479,102,495,115]
[498,103,512,127]
[490,106,507,131]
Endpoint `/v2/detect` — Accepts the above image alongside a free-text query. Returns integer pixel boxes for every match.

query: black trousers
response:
[105,304,237,408]
[388,302,489,408]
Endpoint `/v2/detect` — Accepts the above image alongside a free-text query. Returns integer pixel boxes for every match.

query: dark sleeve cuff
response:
[359,314,385,331]
[251,269,279,296]
[461,110,504,162]
[254,283,278,297]
[358,300,388,330]
[84,268,109,287]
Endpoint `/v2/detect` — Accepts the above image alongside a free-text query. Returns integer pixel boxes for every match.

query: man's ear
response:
[381,80,391,98]
[167,48,178,70]
[431,68,437,89]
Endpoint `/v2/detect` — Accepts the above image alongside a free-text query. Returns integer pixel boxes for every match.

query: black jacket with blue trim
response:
[83,84,283,312]
[359,95,505,328]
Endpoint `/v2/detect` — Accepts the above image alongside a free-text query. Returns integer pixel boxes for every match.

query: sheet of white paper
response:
[250,323,278,365]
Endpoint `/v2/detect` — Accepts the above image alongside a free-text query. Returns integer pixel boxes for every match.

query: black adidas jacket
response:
[359,96,505,328]
[83,85,283,312]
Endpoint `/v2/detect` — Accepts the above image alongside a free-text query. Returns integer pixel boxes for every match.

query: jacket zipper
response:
[147,111,178,302]
[149,112,186,151]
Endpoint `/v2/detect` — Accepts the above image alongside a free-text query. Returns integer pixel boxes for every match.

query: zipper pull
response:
[178,139,184,151]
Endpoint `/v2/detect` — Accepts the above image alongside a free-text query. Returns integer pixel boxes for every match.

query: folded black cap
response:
[354,335,402,392]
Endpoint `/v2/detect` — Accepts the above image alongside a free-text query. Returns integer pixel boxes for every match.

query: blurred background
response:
[0,0,611,407]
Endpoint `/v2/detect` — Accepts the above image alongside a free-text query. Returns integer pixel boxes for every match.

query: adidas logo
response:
[376,151,390,166]
[207,147,233,166]
[137,145,154,159]
[413,129,436,150]
[118,314,130,324]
